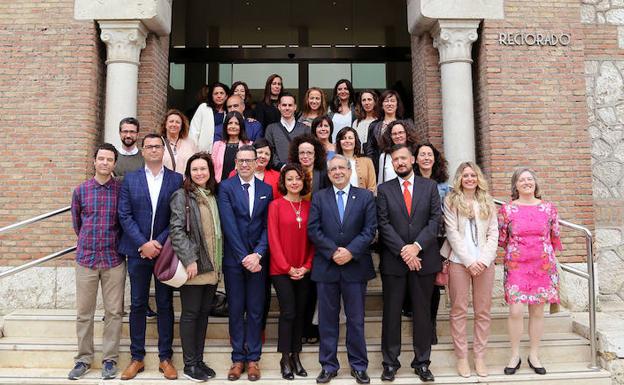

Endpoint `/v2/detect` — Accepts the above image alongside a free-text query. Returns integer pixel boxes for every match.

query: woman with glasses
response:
[365,90,404,175]
[377,120,418,184]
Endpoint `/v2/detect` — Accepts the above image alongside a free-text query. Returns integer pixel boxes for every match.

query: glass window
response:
[352,63,386,89]
[308,64,351,89]
[169,63,185,90]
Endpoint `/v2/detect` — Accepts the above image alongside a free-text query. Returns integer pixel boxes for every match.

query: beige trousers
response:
[75,262,126,364]
[448,261,495,359]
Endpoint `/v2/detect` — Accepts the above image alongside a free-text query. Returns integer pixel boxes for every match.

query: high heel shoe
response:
[280,357,294,380]
[290,352,308,377]
[504,357,521,375]
[528,357,547,375]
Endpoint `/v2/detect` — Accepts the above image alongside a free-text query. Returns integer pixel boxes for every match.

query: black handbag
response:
[210,290,228,317]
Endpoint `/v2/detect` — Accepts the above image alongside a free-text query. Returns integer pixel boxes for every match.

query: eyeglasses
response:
[120,130,138,135]
[298,151,314,156]
[144,145,164,150]
[236,158,256,165]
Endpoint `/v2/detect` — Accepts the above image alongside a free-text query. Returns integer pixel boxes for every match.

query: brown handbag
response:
[434,258,450,286]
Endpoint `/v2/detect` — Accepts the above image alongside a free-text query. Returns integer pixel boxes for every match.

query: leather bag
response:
[434,258,450,286]
[154,193,190,288]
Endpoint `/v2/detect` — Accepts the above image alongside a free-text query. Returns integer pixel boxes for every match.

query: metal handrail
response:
[0,206,74,280]
[494,199,599,370]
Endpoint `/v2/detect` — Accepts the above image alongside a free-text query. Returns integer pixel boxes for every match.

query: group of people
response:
[68,74,563,383]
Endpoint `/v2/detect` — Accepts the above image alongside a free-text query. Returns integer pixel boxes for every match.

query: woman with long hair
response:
[365,90,405,174]
[353,89,380,152]
[499,168,562,376]
[169,152,222,382]
[335,127,376,193]
[299,87,328,127]
[377,120,418,184]
[311,115,335,159]
[442,162,498,378]
[328,79,356,143]
[254,74,283,129]
[160,109,198,175]
[189,82,231,152]
[211,111,251,183]
[268,164,314,380]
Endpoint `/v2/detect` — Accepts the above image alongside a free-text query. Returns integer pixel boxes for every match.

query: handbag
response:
[210,290,228,317]
[154,193,190,288]
[434,258,450,286]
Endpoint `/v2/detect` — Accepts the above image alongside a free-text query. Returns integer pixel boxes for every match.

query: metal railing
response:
[0,206,76,280]
[494,199,599,370]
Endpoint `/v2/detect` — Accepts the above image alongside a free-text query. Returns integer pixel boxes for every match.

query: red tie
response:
[403,180,412,216]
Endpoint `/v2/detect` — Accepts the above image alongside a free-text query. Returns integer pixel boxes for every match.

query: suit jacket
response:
[218,176,273,268]
[117,167,183,258]
[376,175,442,276]
[308,185,377,283]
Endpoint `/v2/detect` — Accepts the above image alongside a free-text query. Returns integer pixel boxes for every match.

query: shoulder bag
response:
[154,193,189,288]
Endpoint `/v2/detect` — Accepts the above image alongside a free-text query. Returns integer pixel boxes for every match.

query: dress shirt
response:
[280,117,296,133]
[397,173,422,251]
[71,178,123,269]
[332,184,351,213]
[239,175,255,217]
[118,146,139,156]
[145,165,164,240]
[348,158,359,187]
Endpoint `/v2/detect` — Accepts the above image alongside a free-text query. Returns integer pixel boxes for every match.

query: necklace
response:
[168,137,180,155]
[469,217,478,247]
[288,199,303,229]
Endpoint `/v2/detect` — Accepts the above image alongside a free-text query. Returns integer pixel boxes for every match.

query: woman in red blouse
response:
[268,163,314,380]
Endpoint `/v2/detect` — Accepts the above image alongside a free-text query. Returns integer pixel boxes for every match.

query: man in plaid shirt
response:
[68,143,126,380]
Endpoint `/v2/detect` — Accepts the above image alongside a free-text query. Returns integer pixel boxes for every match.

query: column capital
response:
[431,19,480,65]
[98,20,148,66]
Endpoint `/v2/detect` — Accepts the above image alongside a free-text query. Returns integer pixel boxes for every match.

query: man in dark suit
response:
[117,133,183,380]
[218,145,273,382]
[376,144,442,382]
[308,154,377,384]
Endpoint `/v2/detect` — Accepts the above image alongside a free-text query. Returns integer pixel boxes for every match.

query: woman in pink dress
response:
[498,167,562,376]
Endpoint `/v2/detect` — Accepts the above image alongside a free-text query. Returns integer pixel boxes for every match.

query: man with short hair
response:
[118,133,183,380]
[308,154,377,384]
[265,92,310,168]
[114,117,144,179]
[377,144,442,382]
[218,145,273,382]
[214,95,264,142]
[68,143,126,380]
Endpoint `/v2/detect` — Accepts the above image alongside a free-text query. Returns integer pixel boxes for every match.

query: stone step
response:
[0,333,592,370]
[1,308,572,341]
[0,365,611,384]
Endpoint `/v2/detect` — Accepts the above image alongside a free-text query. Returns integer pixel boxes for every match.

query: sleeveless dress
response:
[498,201,562,304]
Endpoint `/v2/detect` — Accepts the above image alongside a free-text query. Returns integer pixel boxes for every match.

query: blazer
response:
[441,199,499,267]
[211,140,251,183]
[218,176,273,268]
[353,156,376,194]
[376,175,442,276]
[117,167,183,258]
[189,103,215,153]
[307,185,377,283]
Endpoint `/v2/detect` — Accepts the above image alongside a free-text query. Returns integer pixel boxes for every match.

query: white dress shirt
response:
[145,166,164,240]
[280,117,296,133]
[239,175,255,217]
[332,184,351,213]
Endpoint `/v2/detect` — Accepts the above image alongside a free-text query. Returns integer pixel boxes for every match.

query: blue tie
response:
[337,191,345,223]
[242,183,251,217]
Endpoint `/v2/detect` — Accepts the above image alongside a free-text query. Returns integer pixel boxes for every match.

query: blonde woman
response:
[441,161,498,378]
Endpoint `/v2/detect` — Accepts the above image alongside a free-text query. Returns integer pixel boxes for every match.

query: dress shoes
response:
[316,369,338,384]
[381,366,397,382]
[227,362,244,381]
[158,359,178,380]
[414,365,435,382]
[247,361,261,381]
[504,358,521,375]
[120,360,144,380]
[290,353,307,377]
[351,369,370,384]
[280,358,294,380]
[528,357,547,375]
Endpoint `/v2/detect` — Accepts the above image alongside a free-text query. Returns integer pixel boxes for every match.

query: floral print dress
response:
[498,201,562,304]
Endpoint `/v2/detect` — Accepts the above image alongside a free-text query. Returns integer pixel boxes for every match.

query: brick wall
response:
[0,1,106,267]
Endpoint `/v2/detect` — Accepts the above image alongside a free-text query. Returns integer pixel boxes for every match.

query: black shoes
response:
[280,357,294,380]
[350,369,370,384]
[528,357,547,375]
[290,353,307,377]
[316,369,338,384]
[183,366,209,382]
[381,366,397,382]
[504,358,522,375]
[414,365,435,382]
[146,306,157,319]
[197,361,216,379]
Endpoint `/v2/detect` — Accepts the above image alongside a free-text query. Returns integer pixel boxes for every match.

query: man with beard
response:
[376,144,442,382]
[114,117,144,179]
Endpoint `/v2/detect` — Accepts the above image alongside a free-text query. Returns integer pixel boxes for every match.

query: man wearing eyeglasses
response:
[113,117,144,180]
[214,95,264,142]
[218,145,273,381]
[117,133,183,380]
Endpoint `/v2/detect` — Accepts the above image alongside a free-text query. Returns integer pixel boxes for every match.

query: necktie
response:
[242,183,251,217]
[403,180,412,216]
[337,191,345,223]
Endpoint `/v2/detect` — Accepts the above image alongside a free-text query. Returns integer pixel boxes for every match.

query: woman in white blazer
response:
[441,161,498,378]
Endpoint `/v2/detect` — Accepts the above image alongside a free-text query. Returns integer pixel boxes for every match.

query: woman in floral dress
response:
[498,167,562,376]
